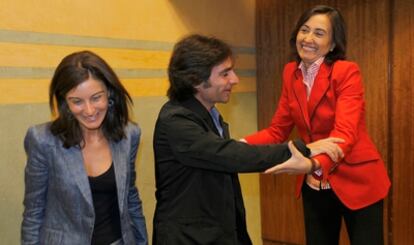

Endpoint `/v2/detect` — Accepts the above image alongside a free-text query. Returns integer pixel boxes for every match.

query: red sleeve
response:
[317,62,365,180]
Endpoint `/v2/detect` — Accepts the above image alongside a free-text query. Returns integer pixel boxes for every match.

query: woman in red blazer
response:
[244,5,390,245]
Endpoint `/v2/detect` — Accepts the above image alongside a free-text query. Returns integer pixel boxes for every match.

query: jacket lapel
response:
[308,63,333,119]
[61,139,129,215]
[181,97,222,137]
[61,146,93,208]
[292,68,311,130]
[110,139,127,215]
[221,117,229,139]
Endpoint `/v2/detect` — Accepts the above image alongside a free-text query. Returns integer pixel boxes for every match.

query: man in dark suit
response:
[152,34,325,245]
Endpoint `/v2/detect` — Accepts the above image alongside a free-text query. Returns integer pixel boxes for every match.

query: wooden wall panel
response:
[256,1,308,244]
[256,0,392,244]
[391,0,414,244]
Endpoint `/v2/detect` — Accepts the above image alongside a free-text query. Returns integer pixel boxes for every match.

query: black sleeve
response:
[164,113,310,173]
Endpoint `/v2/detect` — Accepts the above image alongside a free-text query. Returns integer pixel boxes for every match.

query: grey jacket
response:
[21,122,147,245]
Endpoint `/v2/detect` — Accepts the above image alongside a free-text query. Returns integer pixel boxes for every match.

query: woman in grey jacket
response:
[21,51,148,245]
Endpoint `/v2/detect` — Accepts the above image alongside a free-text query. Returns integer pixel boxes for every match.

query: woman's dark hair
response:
[289,5,347,64]
[167,34,233,101]
[49,50,132,148]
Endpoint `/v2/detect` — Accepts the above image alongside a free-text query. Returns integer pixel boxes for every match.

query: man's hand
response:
[264,141,312,174]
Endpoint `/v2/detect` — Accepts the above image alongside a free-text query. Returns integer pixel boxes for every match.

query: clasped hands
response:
[264,137,344,175]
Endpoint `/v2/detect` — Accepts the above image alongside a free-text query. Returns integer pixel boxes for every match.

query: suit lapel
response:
[61,139,129,215]
[308,63,333,119]
[110,139,127,215]
[221,118,229,139]
[292,69,311,130]
[61,146,93,208]
[181,97,222,137]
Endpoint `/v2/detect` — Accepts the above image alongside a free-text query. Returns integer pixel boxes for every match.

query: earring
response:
[108,98,114,107]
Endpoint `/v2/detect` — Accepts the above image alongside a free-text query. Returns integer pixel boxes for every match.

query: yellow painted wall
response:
[0,0,261,244]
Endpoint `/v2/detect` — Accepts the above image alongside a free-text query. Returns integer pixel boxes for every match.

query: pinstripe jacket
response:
[21,122,147,244]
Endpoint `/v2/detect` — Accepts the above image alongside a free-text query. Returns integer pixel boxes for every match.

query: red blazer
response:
[245,60,390,210]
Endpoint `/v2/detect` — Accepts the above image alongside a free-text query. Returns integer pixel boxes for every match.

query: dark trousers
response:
[302,183,384,245]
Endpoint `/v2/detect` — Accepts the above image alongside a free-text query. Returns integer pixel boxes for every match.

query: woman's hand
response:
[264,141,312,174]
[307,137,344,162]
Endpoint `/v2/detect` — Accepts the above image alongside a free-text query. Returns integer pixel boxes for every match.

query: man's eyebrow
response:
[219,66,233,75]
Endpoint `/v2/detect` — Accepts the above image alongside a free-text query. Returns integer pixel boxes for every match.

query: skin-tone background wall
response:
[0,0,262,244]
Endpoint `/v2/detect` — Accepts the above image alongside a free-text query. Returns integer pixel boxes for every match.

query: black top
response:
[88,163,122,245]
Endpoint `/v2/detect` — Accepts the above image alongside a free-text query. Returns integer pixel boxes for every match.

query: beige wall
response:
[0,0,262,244]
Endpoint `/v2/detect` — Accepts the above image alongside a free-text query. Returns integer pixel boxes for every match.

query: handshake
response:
[263,137,344,175]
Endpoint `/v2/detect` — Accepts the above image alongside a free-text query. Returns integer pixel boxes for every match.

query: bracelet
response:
[308,158,318,174]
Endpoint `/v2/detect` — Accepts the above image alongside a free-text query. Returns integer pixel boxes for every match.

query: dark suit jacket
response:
[152,97,309,245]
[22,122,147,245]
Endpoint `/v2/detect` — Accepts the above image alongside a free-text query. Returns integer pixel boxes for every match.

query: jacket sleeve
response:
[127,125,148,245]
[313,62,365,179]
[164,113,309,173]
[21,127,48,245]
[244,65,295,144]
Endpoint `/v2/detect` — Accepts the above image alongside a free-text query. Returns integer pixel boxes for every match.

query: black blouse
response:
[88,163,122,245]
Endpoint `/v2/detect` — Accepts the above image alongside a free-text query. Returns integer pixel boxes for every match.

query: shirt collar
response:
[298,57,325,99]
[299,56,325,75]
